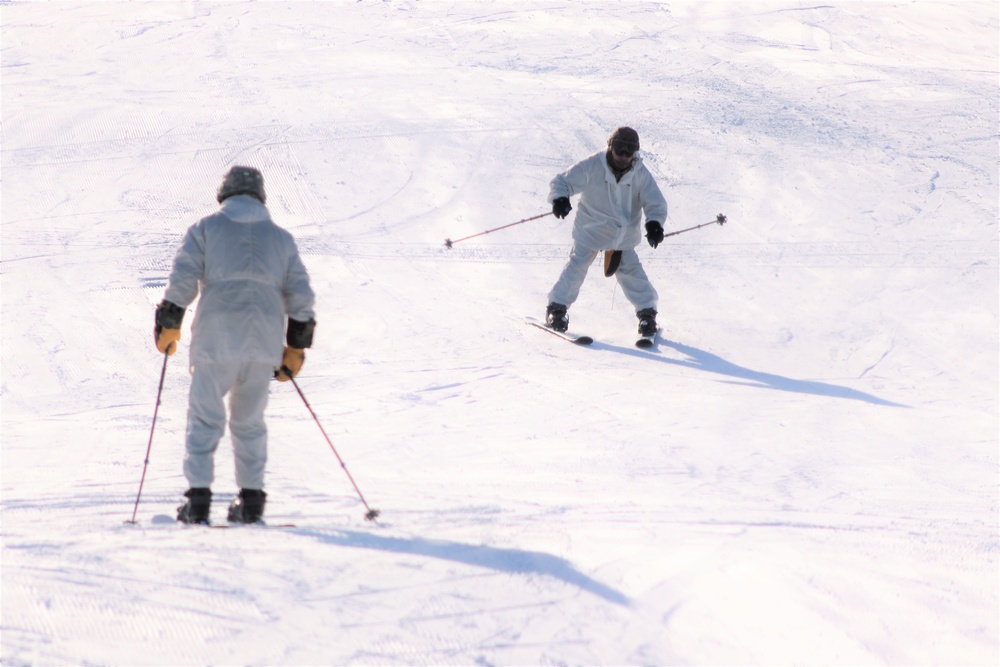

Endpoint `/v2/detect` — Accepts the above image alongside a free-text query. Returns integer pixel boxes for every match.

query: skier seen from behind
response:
[153,166,316,525]
[545,126,668,337]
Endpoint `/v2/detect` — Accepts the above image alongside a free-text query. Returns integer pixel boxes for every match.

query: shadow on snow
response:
[295,528,632,607]
[592,338,907,407]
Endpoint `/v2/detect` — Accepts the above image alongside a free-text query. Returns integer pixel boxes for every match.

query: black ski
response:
[525,316,593,346]
[147,514,296,528]
[208,522,296,529]
[635,329,660,349]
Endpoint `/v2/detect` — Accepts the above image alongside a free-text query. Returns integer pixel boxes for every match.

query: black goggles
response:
[611,141,639,157]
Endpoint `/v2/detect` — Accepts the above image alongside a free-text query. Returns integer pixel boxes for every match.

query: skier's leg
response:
[548,245,599,307]
[615,249,658,311]
[228,362,273,490]
[184,363,238,488]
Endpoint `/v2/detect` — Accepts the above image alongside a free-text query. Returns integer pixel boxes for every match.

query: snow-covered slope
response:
[2,2,997,664]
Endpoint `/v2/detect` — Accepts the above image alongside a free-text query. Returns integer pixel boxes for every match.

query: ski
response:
[635,329,660,349]
[525,316,593,345]
[207,523,296,529]
[147,514,295,528]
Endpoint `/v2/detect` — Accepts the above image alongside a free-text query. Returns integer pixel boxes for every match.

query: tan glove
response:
[154,300,185,356]
[155,328,181,355]
[275,347,305,382]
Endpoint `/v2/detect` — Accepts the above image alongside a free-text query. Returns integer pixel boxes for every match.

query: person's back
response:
[166,194,313,366]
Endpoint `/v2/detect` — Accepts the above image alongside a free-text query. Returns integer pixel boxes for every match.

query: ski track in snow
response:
[1,2,997,665]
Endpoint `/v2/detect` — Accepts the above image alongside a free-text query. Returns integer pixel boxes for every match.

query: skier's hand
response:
[275,347,305,381]
[552,197,572,219]
[154,300,185,355]
[154,327,181,355]
[645,220,664,249]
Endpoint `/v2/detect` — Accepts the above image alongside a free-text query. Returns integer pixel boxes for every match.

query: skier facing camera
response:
[153,166,316,525]
[545,126,668,338]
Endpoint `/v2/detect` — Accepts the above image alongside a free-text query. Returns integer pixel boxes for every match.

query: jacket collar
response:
[219,194,270,223]
[603,151,641,184]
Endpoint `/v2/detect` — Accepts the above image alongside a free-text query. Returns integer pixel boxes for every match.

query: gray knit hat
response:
[217,166,266,204]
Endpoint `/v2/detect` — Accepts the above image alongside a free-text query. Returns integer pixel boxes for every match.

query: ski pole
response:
[445,211,552,249]
[125,351,169,525]
[663,213,727,239]
[283,367,381,522]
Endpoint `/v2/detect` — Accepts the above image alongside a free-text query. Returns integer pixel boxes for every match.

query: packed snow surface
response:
[2,1,997,665]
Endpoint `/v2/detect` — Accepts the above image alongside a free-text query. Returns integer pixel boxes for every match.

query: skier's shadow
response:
[294,528,631,606]
[593,338,906,407]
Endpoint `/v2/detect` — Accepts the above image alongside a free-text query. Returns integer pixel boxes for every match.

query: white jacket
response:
[548,151,668,251]
[164,195,315,367]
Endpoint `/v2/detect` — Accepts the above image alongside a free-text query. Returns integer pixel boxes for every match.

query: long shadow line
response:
[292,528,631,607]
[591,338,907,407]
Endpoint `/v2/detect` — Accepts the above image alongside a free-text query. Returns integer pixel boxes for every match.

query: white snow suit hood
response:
[548,150,668,251]
[164,195,315,368]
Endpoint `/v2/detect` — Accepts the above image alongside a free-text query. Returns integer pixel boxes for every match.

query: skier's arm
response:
[163,223,206,308]
[281,244,315,325]
[155,223,204,355]
[275,241,316,382]
[548,154,595,203]
[638,171,668,228]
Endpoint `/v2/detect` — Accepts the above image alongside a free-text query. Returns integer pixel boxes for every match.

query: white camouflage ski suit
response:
[164,194,315,490]
[547,150,668,311]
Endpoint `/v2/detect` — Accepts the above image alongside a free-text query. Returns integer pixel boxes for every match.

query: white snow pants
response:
[548,245,658,311]
[184,361,273,490]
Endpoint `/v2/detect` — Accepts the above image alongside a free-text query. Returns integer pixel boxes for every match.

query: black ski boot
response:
[228,489,267,524]
[177,487,212,524]
[637,308,658,336]
[546,303,569,333]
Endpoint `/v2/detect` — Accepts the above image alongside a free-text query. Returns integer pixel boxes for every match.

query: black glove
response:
[286,317,316,349]
[552,197,572,219]
[275,318,315,380]
[645,221,664,249]
[155,300,185,330]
